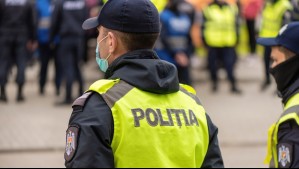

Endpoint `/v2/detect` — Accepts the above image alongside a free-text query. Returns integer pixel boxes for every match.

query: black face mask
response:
[270,55,299,93]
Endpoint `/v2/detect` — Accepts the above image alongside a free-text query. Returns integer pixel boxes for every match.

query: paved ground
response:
[0,55,282,168]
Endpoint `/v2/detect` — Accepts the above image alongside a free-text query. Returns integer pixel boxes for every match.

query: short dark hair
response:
[103,28,159,51]
[279,46,296,59]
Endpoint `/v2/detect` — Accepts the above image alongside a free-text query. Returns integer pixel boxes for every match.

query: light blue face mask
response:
[96,35,111,72]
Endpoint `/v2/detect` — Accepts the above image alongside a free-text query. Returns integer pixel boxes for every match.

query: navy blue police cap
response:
[257,22,299,54]
[82,0,160,33]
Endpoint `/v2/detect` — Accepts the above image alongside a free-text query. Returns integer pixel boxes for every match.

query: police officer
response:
[155,0,193,85]
[257,22,299,168]
[180,0,202,56]
[201,0,242,94]
[241,0,263,55]
[50,0,88,104]
[291,0,299,21]
[64,0,224,167]
[36,0,62,96]
[177,0,198,63]
[259,0,292,91]
[0,0,37,102]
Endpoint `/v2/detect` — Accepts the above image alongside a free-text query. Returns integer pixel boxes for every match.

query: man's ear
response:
[108,32,117,54]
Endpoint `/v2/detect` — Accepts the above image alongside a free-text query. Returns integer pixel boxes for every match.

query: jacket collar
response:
[105,49,180,94]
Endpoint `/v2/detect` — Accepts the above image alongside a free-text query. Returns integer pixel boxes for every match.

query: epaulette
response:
[72,92,93,113]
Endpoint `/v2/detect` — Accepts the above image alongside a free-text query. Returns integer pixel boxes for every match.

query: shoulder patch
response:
[72,92,93,112]
[278,143,293,168]
[64,125,80,162]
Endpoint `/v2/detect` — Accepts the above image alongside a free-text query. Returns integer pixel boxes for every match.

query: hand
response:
[27,41,38,52]
[50,42,56,50]
[175,52,189,67]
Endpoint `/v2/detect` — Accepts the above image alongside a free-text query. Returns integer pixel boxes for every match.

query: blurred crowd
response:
[0,0,298,105]
[0,0,104,104]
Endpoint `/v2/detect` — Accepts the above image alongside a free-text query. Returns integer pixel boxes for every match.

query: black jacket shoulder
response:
[202,114,224,168]
[66,92,114,168]
[278,119,299,168]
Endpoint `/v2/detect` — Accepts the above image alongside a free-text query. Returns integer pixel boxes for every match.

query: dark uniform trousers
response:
[0,34,28,86]
[58,36,84,101]
[208,47,237,87]
[177,48,193,86]
[39,43,62,93]
[263,46,272,84]
[246,19,257,54]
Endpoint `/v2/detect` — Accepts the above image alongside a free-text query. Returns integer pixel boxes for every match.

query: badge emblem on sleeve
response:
[64,126,79,162]
[278,143,293,168]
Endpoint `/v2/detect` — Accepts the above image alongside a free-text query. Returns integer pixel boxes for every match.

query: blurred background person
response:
[291,0,299,21]
[50,0,88,105]
[258,0,292,91]
[201,0,242,94]
[257,22,299,168]
[151,0,200,53]
[0,0,37,102]
[240,0,263,57]
[36,0,62,96]
[178,0,198,60]
[155,0,193,85]
[85,0,102,21]
[84,0,102,63]
[152,0,200,55]
[82,0,108,65]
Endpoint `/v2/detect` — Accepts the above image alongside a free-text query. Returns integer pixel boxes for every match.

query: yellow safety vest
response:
[265,93,299,168]
[259,0,292,38]
[102,0,108,4]
[203,4,238,47]
[88,79,209,168]
[151,0,167,13]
